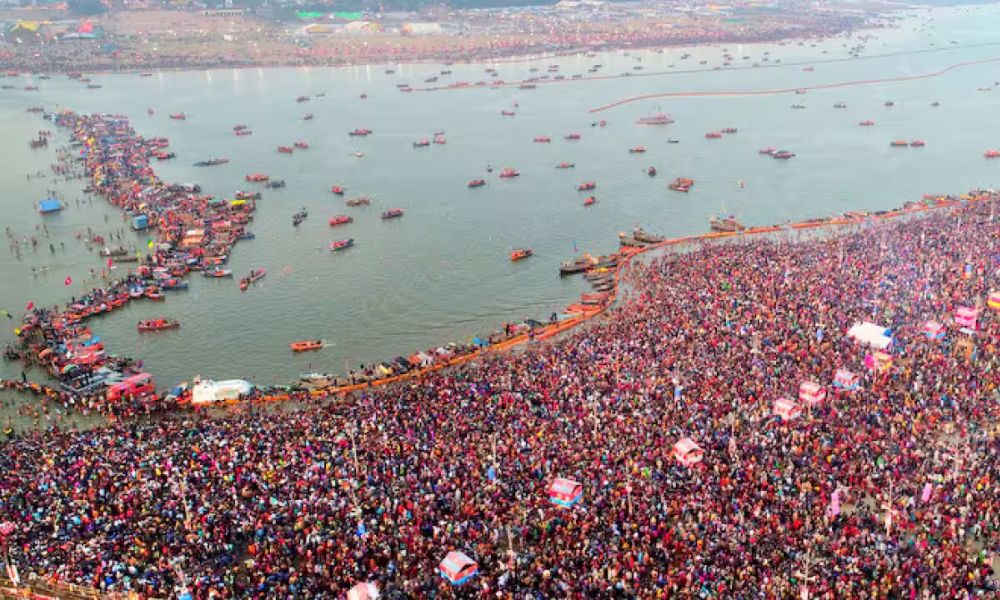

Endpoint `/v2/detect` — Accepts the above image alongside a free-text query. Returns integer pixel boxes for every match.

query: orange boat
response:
[329,215,353,226]
[533,136,551,143]
[578,181,596,191]
[985,149,1000,158]
[290,340,323,352]
[468,179,486,188]
[556,162,575,169]
[169,113,186,120]
[583,196,597,206]
[246,173,269,182]
[890,140,908,147]
[331,186,345,195]
[669,177,694,192]
[294,141,309,149]
[138,318,179,332]
[705,132,723,139]
[499,168,520,178]
[564,133,581,140]
[510,248,533,261]
[629,146,646,153]
[277,146,294,154]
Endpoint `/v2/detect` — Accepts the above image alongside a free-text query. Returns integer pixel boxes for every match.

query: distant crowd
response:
[1,194,998,598]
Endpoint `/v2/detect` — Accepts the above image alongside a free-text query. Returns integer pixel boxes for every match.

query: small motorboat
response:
[468,179,486,188]
[772,150,795,160]
[758,147,777,156]
[169,113,186,120]
[292,210,308,226]
[791,104,806,109]
[556,162,575,169]
[710,215,746,232]
[414,139,431,148]
[245,173,269,182]
[629,146,646,153]
[303,113,314,121]
[138,318,179,332]
[352,151,365,158]
[667,139,680,144]
[330,238,354,252]
[533,136,551,143]
[239,269,266,292]
[235,191,261,200]
[349,128,372,136]
[931,101,940,107]
[884,101,894,107]
[647,166,657,177]
[233,124,248,131]
[194,158,229,167]
[705,132,723,139]
[294,141,309,149]
[277,146,294,154]
[433,135,446,145]
[203,268,232,278]
[346,197,370,207]
[510,248,533,261]
[564,133,581,140]
[668,177,694,192]
[583,196,597,206]
[499,168,520,178]
[290,340,324,352]
[577,181,596,191]
[329,215,353,226]
[296,95,310,103]
[833,102,847,108]
[381,208,404,220]
[501,110,516,117]
[145,289,165,301]
[721,127,738,134]
[235,129,253,136]
[890,139,908,147]
[909,140,926,147]
[266,180,286,189]
[985,149,1000,158]
[331,186,345,195]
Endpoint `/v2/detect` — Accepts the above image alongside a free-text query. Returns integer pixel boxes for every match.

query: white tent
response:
[191,379,252,405]
[847,322,892,350]
[673,437,704,466]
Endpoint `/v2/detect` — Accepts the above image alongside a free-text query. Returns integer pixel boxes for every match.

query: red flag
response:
[26,302,34,311]
[64,276,72,286]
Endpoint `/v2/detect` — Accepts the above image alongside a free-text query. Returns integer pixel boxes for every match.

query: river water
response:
[1,4,999,403]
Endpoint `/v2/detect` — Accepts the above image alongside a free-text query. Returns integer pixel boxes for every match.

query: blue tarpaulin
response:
[38,198,62,213]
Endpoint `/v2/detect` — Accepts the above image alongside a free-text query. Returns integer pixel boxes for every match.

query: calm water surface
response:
[1,5,1000,395]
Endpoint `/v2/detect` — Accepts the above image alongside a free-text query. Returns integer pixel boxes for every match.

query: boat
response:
[239,269,266,291]
[352,151,365,158]
[349,128,372,136]
[772,150,796,160]
[709,215,746,232]
[266,180,286,189]
[413,139,431,148]
[705,132,723,139]
[234,191,261,200]
[381,208,404,220]
[154,151,175,160]
[202,268,232,278]
[560,257,593,275]
[169,113,186,120]
[29,137,48,148]
[433,135,446,145]
[833,102,847,108]
[533,136,551,143]
[758,147,777,156]
[629,146,646,153]
[137,318,179,332]
[884,101,895,107]
[145,289,165,301]
[519,83,537,90]
[667,139,680,144]
[233,124,248,131]
[292,210,308,226]
[245,173,268,182]
[331,186,345,195]
[910,140,925,147]
[290,340,324,352]
[499,168,520,178]
[346,197,370,207]
[890,140,909,147]
[721,127,738,134]
[791,104,806,109]
[194,158,229,167]
[277,146,294,154]
[564,133,581,140]
[632,228,664,244]
[235,129,253,136]
[303,113,314,121]
[648,166,657,177]
[794,89,807,94]
[931,101,940,107]
[985,149,1000,158]
[577,181,596,191]
[501,110,516,117]
[329,238,354,252]
[510,248,533,261]
[468,179,486,188]
[294,141,309,149]
[668,177,694,192]
[556,162,575,169]
[859,120,875,127]
[636,111,674,125]
[583,196,597,206]
[329,215,353,226]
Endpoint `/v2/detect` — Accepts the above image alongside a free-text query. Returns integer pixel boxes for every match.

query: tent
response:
[439,551,478,585]
[346,582,379,600]
[798,381,826,406]
[38,198,62,214]
[954,306,979,330]
[773,398,802,421]
[865,350,893,372]
[673,437,704,466]
[833,369,859,391]
[847,322,892,350]
[923,320,945,340]
[988,291,1000,310]
[547,477,583,507]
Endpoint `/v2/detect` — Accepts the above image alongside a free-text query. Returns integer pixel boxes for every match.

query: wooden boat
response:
[511,248,533,261]
[330,238,354,252]
[290,340,323,352]
[138,318,179,332]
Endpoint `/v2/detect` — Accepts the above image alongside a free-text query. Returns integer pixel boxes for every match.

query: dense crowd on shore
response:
[1,192,998,597]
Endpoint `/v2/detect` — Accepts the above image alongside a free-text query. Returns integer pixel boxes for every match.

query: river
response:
[1,4,999,414]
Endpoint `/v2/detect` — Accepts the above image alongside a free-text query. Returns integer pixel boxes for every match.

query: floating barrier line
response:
[588,56,1000,113]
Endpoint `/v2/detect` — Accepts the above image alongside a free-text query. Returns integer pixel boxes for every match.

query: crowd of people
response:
[1,191,998,598]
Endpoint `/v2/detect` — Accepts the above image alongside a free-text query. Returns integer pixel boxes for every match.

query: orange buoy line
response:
[587,56,1000,113]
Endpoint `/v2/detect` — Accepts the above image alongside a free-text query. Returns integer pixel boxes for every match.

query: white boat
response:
[191,378,252,405]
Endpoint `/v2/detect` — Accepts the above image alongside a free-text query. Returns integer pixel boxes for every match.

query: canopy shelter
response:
[773,398,802,421]
[988,291,1000,310]
[673,437,704,467]
[548,477,583,507]
[38,198,62,214]
[954,306,979,330]
[847,322,892,350]
[439,551,478,585]
[833,369,860,391]
[798,381,826,406]
[923,320,945,340]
